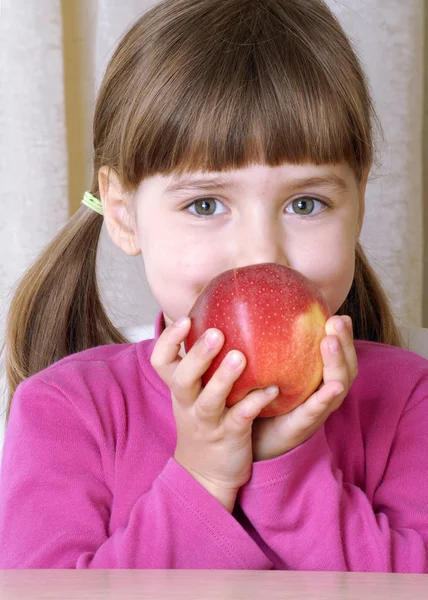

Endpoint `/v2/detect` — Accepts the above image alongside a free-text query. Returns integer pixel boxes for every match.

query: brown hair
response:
[1,0,405,421]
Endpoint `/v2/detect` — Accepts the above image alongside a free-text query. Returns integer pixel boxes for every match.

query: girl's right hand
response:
[150,317,279,513]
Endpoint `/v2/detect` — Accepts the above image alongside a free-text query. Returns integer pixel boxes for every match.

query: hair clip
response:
[81,191,104,216]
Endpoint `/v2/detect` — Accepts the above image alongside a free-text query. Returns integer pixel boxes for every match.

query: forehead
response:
[157,162,356,193]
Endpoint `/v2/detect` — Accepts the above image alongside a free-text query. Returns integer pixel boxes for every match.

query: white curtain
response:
[0,1,426,435]
[0,0,69,336]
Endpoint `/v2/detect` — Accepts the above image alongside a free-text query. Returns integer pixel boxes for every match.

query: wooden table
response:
[0,570,427,600]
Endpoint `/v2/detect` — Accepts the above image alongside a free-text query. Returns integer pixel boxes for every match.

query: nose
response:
[232,215,288,269]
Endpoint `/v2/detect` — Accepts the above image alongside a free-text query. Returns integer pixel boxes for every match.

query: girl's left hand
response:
[252,315,358,462]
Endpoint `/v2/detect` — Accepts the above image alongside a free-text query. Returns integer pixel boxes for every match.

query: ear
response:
[98,166,142,256]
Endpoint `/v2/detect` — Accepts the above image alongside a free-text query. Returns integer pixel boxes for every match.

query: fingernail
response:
[205,329,221,348]
[265,386,279,396]
[175,317,189,328]
[328,338,340,352]
[334,319,345,333]
[226,351,243,368]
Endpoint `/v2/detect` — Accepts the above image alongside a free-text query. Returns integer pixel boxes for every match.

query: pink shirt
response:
[0,312,427,571]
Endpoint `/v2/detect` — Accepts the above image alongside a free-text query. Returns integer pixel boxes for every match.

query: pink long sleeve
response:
[238,350,428,573]
[0,376,271,569]
[1,315,427,571]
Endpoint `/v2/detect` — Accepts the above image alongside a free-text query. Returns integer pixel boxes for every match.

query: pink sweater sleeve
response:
[0,380,272,569]
[238,400,428,573]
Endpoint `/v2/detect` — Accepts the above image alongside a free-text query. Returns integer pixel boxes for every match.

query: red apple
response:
[184,263,331,418]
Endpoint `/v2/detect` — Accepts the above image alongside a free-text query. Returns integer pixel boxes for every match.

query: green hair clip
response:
[81,191,104,216]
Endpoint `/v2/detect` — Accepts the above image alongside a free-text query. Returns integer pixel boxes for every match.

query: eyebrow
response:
[164,173,349,195]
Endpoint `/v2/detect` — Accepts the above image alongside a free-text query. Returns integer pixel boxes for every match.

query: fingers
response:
[287,380,344,436]
[322,315,358,390]
[196,349,279,427]
[227,386,279,428]
[151,317,276,428]
[288,316,357,429]
[172,328,231,407]
[150,317,192,387]
[195,349,247,418]
[152,316,242,412]
[331,316,358,382]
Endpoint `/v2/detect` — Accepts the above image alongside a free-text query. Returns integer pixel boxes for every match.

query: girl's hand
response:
[150,317,279,512]
[252,315,358,462]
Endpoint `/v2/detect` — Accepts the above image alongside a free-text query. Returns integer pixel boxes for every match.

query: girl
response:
[0,0,427,572]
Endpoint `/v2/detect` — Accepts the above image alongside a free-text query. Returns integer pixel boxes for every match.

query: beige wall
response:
[62,0,91,217]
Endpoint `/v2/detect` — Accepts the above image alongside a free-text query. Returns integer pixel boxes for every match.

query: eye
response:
[286,197,328,218]
[186,197,227,217]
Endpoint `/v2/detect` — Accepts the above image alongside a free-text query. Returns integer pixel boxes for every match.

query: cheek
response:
[140,228,217,306]
[315,248,356,314]
[145,238,207,279]
[309,219,358,311]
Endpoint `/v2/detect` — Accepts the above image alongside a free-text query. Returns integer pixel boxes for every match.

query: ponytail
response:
[1,204,127,422]
[338,242,406,348]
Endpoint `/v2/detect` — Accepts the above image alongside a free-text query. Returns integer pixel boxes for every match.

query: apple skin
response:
[184,263,331,418]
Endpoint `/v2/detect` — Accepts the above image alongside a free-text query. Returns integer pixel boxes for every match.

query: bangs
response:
[118,0,378,187]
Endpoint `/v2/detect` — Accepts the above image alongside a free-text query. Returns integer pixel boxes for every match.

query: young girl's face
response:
[113,162,366,328]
